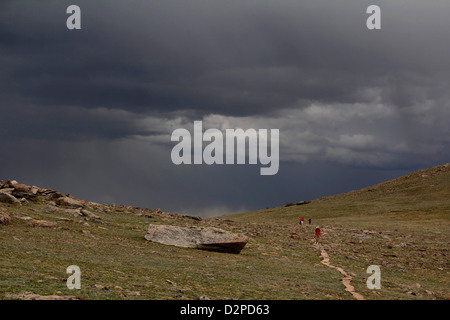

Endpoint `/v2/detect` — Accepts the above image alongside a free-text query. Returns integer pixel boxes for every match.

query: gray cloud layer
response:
[1,0,449,216]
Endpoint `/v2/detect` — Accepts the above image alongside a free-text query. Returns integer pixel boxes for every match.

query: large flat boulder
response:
[144,224,248,254]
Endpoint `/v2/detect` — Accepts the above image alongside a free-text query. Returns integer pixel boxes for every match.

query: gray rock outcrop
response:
[0,191,21,205]
[0,209,12,225]
[55,197,84,208]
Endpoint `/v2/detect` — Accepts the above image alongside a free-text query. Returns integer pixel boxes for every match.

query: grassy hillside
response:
[0,163,449,300]
[228,163,450,227]
[224,163,450,299]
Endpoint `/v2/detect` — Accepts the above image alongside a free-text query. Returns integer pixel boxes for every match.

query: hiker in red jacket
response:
[315,226,321,244]
[299,217,304,226]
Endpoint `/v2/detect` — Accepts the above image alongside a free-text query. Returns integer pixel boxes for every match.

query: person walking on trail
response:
[299,217,304,226]
[308,218,312,225]
[314,226,321,244]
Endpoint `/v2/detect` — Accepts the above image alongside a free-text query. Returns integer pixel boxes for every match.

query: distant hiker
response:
[308,218,311,225]
[299,217,304,226]
[315,226,321,244]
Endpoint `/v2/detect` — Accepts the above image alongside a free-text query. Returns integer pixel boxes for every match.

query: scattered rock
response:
[80,209,101,220]
[0,191,21,205]
[56,217,72,221]
[17,216,33,221]
[55,197,84,208]
[145,224,248,254]
[30,186,39,195]
[345,255,358,261]
[12,183,30,193]
[93,284,109,290]
[43,205,82,217]
[284,201,311,207]
[202,274,216,280]
[0,210,12,225]
[3,180,18,187]
[44,192,65,201]
[284,203,296,207]
[28,219,58,228]
[166,280,177,286]
[5,292,81,300]
[182,214,203,221]
[290,233,301,240]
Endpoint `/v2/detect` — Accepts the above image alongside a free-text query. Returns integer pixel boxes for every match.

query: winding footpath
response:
[317,244,365,300]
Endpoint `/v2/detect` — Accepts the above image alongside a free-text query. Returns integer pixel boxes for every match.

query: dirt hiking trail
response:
[317,244,365,300]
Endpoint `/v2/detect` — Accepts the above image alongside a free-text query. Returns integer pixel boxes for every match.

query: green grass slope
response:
[222,163,450,299]
[0,163,449,300]
[227,163,450,227]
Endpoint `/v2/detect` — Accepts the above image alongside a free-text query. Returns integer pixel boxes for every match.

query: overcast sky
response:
[1,0,449,217]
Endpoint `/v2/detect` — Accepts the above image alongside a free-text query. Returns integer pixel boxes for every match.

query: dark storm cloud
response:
[1,0,449,216]
[0,136,414,216]
[1,0,448,120]
[0,106,156,141]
